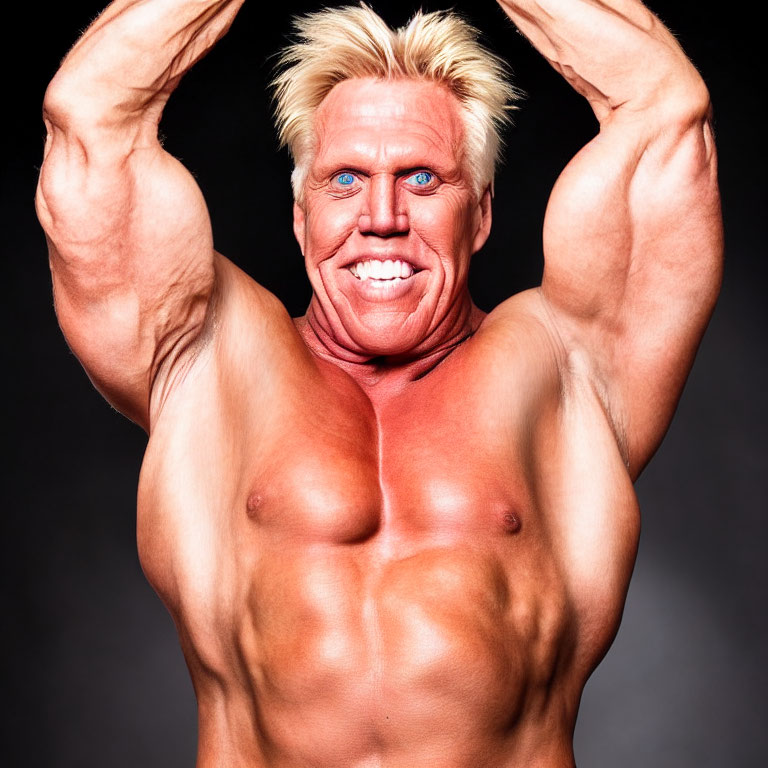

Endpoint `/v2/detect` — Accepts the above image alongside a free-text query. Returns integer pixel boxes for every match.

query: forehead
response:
[312,78,466,171]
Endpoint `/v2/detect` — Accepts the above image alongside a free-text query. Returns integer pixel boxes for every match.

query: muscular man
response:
[36,0,722,765]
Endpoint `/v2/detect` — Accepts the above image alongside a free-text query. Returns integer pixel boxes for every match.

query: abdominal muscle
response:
[179,530,580,768]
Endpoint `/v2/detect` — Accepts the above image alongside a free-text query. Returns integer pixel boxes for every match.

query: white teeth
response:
[350,259,415,281]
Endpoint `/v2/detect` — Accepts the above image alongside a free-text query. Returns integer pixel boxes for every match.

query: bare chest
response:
[137,345,638,759]
[241,368,532,549]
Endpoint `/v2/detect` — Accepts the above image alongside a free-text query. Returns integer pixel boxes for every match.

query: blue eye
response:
[336,172,355,186]
[407,171,434,187]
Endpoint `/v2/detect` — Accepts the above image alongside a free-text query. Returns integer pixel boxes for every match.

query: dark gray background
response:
[4,0,765,765]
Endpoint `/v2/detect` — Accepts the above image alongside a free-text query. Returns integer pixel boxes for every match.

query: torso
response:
[137,260,640,767]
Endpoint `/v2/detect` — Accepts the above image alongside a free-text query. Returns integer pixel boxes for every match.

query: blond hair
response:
[272,4,519,203]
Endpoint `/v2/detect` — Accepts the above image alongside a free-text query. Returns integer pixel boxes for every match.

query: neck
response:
[295,295,486,393]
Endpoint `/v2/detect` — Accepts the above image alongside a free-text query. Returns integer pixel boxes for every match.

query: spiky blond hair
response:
[272,4,519,203]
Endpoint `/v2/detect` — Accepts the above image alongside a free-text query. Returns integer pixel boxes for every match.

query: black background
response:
[4,1,766,765]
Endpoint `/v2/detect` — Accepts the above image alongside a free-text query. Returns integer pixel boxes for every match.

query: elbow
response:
[624,69,715,161]
[36,99,88,238]
[37,79,147,236]
[610,37,713,132]
[42,78,110,148]
[42,67,157,152]
[646,41,713,128]
[643,15,713,125]
[38,72,95,228]
[42,72,72,130]
[662,75,712,128]
[42,68,96,136]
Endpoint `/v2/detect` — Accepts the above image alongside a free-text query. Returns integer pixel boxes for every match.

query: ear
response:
[293,202,306,255]
[471,185,493,255]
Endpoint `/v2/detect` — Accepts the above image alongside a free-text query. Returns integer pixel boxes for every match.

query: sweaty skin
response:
[37,1,722,766]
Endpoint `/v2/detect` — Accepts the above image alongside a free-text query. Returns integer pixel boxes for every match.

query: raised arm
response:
[496,0,723,476]
[36,0,246,429]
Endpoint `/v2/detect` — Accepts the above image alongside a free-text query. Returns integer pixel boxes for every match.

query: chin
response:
[343,316,428,359]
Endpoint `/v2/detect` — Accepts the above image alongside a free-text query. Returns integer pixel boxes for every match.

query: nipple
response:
[502,510,521,535]
[246,492,263,520]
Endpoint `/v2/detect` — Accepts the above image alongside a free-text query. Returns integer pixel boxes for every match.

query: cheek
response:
[412,197,476,257]
[412,200,456,243]
[305,199,359,261]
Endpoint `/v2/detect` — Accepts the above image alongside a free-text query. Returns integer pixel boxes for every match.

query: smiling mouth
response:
[348,259,417,281]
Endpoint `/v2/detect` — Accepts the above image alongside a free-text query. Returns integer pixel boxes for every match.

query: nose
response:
[358,174,409,236]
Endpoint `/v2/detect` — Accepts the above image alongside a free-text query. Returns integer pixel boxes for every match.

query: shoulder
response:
[474,289,566,379]
[472,288,630,467]
[147,253,303,431]
[446,289,567,426]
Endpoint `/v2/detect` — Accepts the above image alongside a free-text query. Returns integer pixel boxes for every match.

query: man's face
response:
[294,78,492,359]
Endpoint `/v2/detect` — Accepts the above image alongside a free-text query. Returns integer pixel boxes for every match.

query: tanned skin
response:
[36,0,722,765]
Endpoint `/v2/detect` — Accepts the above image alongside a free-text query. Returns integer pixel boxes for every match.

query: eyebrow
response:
[313,153,461,180]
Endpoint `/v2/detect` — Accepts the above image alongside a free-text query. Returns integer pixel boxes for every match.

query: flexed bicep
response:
[36,0,247,429]
[496,0,723,475]
[39,143,215,425]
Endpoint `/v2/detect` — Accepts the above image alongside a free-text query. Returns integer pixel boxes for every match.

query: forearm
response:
[44,0,245,142]
[39,0,244,242]
[496,0,707,122]
[496,1,721,473]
